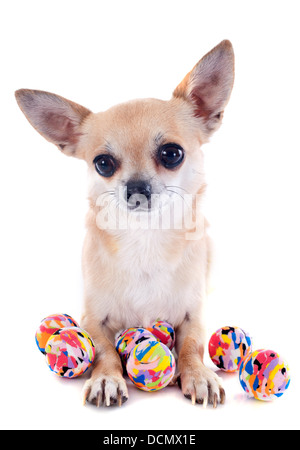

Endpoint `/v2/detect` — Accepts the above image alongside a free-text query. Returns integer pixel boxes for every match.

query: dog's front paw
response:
[180,364,225,408]
[82,374,129,407]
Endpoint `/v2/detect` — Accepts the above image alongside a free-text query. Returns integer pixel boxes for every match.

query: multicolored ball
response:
[35,313,79,354]
[126,339,175,391]
[209,326,252,372]
[45,327,95,378]
[115,327,154,363]
[147,321,175,350]
[239,349,290,401]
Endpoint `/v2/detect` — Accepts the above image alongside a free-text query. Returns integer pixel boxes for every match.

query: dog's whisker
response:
[166,188,191,211]
[166,185,190,195]
[96,191,115,205]
[99,190,115,198]
[166,188,184,201]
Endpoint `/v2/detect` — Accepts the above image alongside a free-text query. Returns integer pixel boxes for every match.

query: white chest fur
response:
[84,227,207,333]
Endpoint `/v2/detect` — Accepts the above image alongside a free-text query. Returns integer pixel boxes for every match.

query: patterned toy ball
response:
[239,349,291,401]
[126,339,176,391]
[45,327,95,378]
[35,313,79,354]
[147,321,175,350]
[115,327,155,363]
[209,326,252,372]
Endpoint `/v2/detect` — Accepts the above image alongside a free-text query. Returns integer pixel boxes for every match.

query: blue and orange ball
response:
[126,339,176,391]
[45,327,95,378]
[239,349,290,401]
[147,321,175,350]
[115,327,154,364]
[115,321,176,392]
[35,313,79,354]
[36,314,95,378]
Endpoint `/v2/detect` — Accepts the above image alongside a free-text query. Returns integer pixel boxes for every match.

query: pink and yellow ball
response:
[209,326,252,373]
[126,339,175,391]
[45,327,95,378]
[239,349,290,401]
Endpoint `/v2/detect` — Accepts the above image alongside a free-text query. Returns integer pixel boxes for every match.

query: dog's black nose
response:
[126,180,152,201]
[126,180,152,208]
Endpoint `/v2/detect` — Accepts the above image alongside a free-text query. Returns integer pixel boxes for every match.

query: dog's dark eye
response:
[93,154,117,178]
[158,143,184,169]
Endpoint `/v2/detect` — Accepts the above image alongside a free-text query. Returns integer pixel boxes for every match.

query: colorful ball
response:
[115,327,155,363]
[239,349,290,401]
[45,327,95,378]
[209,326,252,372]
[35,313,79,354]
[147,321,175,350]
[126,339,176,391]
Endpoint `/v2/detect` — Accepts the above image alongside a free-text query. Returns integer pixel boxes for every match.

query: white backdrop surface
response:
[0,0,299,430]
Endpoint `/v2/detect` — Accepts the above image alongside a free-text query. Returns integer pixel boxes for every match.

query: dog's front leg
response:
[176,317,225,408]
[81,317,128,407]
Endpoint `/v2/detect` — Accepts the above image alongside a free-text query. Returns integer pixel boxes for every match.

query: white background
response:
[1,0,299,430]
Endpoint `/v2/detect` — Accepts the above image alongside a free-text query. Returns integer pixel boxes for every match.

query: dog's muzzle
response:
[125,179,152,210]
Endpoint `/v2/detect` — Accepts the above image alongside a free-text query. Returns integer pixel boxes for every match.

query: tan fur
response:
[15,40,234,407]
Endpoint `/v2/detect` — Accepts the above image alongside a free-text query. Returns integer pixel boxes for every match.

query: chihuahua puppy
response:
[16,40,234,408]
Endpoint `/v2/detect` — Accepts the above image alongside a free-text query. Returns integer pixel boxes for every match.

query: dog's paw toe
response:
[180,366,225,408]
[82,375,128,407]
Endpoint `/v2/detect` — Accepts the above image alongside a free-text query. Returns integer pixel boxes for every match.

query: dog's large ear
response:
[15,89,91,157]
[173,40,234,136]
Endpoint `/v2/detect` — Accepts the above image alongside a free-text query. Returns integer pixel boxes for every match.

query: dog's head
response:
[16,40,234,230]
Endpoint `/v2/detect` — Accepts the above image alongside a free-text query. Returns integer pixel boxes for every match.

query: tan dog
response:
[16,40,234,408]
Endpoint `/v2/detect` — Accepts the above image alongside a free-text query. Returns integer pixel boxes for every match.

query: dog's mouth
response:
[127,193,152,212]
[124,187,185,214]
[96,185,185,215]
[95,185,193,232]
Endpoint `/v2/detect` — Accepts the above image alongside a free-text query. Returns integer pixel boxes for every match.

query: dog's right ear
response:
[15,89,91,157]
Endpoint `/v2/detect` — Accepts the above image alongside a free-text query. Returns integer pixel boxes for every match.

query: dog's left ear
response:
[173,40,234,135]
